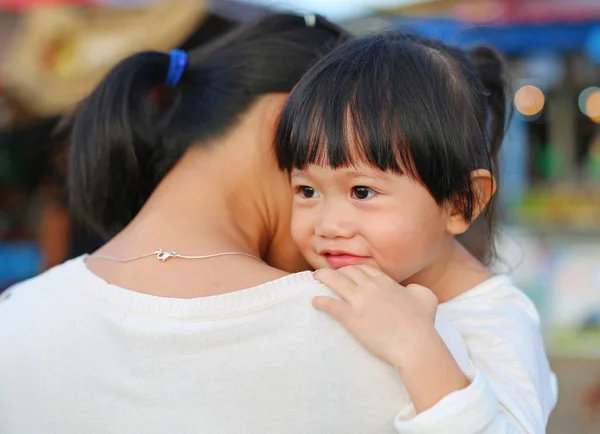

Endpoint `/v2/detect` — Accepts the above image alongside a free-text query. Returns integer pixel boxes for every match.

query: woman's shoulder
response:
[0,257,90,361]
[1,256,86,306]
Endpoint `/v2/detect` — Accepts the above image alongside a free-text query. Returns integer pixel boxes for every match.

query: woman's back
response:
[0,257,472,433]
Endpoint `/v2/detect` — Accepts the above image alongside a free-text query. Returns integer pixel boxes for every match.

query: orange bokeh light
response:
[585,89,600,123]
[514,85,545,117]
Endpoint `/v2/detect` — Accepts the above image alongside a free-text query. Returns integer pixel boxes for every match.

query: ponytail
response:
[69,52,173,236]
[469,45,510,160]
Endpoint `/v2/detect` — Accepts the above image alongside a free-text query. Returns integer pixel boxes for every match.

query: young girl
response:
[276,32,558,432]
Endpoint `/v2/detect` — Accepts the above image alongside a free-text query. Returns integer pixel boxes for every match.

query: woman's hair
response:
[276,32,509,263]
[69,13,348,237]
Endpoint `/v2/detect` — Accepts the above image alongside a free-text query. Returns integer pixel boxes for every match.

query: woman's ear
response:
[445,169,496,235]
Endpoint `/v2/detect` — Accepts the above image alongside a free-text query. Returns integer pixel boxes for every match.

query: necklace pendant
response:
[156,249,175,262]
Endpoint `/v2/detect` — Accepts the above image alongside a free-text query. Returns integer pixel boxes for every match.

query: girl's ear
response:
[445,169,496,235]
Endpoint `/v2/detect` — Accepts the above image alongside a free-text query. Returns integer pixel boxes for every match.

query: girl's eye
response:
[296,186,320,199]
[352,186,377,200]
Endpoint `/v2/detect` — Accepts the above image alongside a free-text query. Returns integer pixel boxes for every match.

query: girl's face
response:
[290,162,456,284]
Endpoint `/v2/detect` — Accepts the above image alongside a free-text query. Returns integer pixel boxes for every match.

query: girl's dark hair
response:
[69,13,347,237]
[276,32,509,263]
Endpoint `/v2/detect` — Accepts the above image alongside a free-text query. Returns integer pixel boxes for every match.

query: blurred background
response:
[0,0,599,431]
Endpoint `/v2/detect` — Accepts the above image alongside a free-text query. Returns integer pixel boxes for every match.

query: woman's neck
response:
[88,102,300,297]
[125,145,273,259]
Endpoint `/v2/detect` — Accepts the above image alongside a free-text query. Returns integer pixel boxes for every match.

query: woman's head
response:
[69,13,347,237]
[276,32,508,283]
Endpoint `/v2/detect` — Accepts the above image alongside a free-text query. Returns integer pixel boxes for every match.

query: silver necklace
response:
[87,248,263,263]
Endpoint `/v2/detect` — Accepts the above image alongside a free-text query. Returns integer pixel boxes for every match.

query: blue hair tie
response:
[165,49,188,87]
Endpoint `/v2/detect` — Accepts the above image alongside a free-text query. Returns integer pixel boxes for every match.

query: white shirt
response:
[435,275,558,432]
[0,257,555,433]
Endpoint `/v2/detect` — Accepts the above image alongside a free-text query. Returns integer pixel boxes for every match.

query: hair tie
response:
[165,49,188,87]
[304,14,316,27]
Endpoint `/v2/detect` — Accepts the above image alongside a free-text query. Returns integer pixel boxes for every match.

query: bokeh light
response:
[578,86,599,116]
[514,85,545,117]
[584,88,600,123]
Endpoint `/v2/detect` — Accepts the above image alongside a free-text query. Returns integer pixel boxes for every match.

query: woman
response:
[0,14,472,433]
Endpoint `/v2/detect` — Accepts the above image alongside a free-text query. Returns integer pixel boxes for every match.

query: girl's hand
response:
[313,264,470,413]
[312,264,438,371]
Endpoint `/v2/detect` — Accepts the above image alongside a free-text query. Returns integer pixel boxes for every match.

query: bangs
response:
[276,41,420,180]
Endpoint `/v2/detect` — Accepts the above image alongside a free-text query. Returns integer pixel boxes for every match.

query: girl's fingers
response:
[312,296,351,324]
[353,264,386,278]
[336,265,372,285]
[313,268,358,301]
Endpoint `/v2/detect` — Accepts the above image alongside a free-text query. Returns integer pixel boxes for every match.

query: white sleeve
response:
[394,371,500,433]
[396,279,558,434]
[393,370,554,433]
